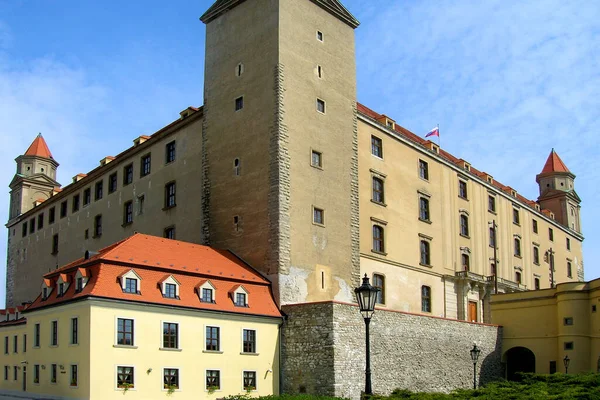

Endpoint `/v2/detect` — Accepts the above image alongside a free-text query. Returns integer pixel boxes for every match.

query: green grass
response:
[224,373,600,400]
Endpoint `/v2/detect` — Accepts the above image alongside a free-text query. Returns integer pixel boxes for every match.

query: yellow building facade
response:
[0,234,282,399]
[491,278,599,378]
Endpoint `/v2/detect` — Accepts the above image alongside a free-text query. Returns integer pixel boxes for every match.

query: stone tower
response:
[200,0,360,305]
[8,134,59,221]
[536,149,581,232]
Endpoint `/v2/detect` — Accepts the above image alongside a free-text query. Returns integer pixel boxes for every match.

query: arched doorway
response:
[505,346,535,380]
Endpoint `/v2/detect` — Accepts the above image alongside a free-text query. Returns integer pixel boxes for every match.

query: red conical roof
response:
[540,149,569,174]
[24,133,53,159]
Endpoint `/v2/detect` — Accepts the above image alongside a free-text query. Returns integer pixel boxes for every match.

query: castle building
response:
[3,0,586,396]
[0,234,282,399]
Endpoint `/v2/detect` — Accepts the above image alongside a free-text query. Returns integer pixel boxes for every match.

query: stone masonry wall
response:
[282,302,503,400]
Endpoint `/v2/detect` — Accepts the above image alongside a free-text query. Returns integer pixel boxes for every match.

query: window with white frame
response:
[117,366,134,389]
[71,317,78,345]
[242,329,256,353]
[120,270,141,294]
[232,286,248,307]
[243,371,257,391]
[160,275,180,299]
[206,370,220,391]
[50,320,58,346]
[164,368,179,390]
[163,322,178,349]
[206,326,220,351]
[70,365,78,387]
[117,318,134,346]
[198,280,216,303]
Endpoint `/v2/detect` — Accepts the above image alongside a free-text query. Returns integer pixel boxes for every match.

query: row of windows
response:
[21,141,177,238]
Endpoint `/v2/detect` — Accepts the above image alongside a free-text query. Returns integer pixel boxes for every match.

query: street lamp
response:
[354,274,380,395]
[470,344,481,389]
[563,355,570,374]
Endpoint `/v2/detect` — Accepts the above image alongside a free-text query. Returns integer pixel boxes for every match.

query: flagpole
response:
[437,124,441,148]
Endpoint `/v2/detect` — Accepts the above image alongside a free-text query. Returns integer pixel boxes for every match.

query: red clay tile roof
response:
[26,234,281,318]
[540,149,570,174]
[24,133,53,159]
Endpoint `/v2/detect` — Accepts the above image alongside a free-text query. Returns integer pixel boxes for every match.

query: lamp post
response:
[563,355,570,374]
[470,344,481,390]
[354,274,380,395]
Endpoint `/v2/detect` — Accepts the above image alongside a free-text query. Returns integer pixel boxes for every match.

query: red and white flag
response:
[425,126,439,138]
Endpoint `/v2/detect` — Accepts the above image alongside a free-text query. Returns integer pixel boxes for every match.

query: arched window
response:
[514,238,521,257]
[460,215,469,236]
[420,240,430,265]
[372,177,384,204]
[421,286,431,312]
[372,226,384,253]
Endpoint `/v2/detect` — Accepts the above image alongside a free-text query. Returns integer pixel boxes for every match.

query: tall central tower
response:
[201,0,360,304]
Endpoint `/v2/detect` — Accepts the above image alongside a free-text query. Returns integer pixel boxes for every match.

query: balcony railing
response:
[486,275,527,291]
[455,271,486,282]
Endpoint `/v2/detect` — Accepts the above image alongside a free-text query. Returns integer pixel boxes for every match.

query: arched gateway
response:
[504,346,536,380]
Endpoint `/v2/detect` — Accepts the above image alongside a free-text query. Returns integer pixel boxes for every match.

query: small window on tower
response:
[317,65,323,79]
[235,96,244,111]
[233,158,241,176]
[316,98,326,114]
[236,63,244,77]
[317,31,323,41]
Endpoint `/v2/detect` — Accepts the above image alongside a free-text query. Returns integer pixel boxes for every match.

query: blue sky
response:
[0,0,598,306]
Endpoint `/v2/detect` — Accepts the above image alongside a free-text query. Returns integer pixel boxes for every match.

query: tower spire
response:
[24,133,54,159]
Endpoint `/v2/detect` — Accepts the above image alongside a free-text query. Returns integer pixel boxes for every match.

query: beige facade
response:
[491,278,600,376]
[5,0,584,327]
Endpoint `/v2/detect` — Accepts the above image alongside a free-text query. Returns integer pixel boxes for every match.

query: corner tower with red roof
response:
[536,149,581,233]
[8,133,59,221]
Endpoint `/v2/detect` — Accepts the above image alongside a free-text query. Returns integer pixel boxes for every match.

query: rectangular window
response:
[164,283,177,299]
[564,341,574,350]
[95,180,103,200]
[313,207,324,225]
[124,278,138,294]
[123,201,133,225]
[535,277,540,290]
[372,274,385,304]
[371,136,383,158]
[489,227,496,248]
[60,200,67,218]
[372,225,384,253]
[311,150,322,168]
[3,336,7,354]
[83,188,91,206]
[235,293,247,307]
[58,283,65,297]
[140,154,151,177]
[532,219,538,233]
[564,317,574,326]
[419,197,430,221]
[235,96,244,111]
[421,286,431,312]
[117,366,134,389]
[52,234,59,254]
[201,288,213,303]
[458,181,468,199]
[488,195,496,212]
[94,214,102,237]
[317,30,323,41]
[51,364,57,383]
[206,370,220,391]
[164,226,175,239]
[316,98,325,113]
[549,361,557,374]
[123,164,133,185]
[138,195,145,215]
[420,240,431,266]
[117,318,134,346]
[23,334,26,353]
[3,366,7,381]
[533,247,540,264]
[567,262,572,278]
[165,182,176,208]
[513,209,520,224]
[29,218,35,233]
[460,215,469,237]
[33,365,39,384]
[49,207,55,224]
[76,277,84,293]
[13,366,17,381]
[243,371,257,391]
[164,368,179,390]
[514,238,521,257]
[166,141,176,163]
[71,317,78,345]
[372,177,384,204]
[462,254,470,271]
[70,365,78,387]
[206,326,220,351]
[109,172,118,193]
[50,320,58,346]
[22,222,27,237]
[419,160,429,180]
[34,324,40,347]
[566,238,571,250]
[515,271,522,284]
[37,213,44,230]
[243,329,256,353]
[549,228,554,241]
[163,322,178,349]
[13,335,17,353]
[72,194,80,213]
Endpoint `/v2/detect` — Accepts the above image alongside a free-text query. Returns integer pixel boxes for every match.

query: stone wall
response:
[282,302,503,399]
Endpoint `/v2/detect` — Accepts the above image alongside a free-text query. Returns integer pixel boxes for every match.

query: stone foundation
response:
[282,302,503,399]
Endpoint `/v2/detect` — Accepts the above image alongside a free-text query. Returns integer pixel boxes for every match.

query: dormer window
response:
[120,269,142,294]
[41,279,53,301]
[58,283,65,297]
[197,280,216,304]
[235,293,247,307]
[42,287,48,300]
[74,268,89,293]
[160,275,180,300]
[76,277,84,292]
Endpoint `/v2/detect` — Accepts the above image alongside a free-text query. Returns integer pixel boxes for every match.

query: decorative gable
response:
[196,280,217,303]
[119,269,142,294]
[159,275,181,299]
[229,284,249,307]
[56,273,70,297]
[41,278,54,300]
